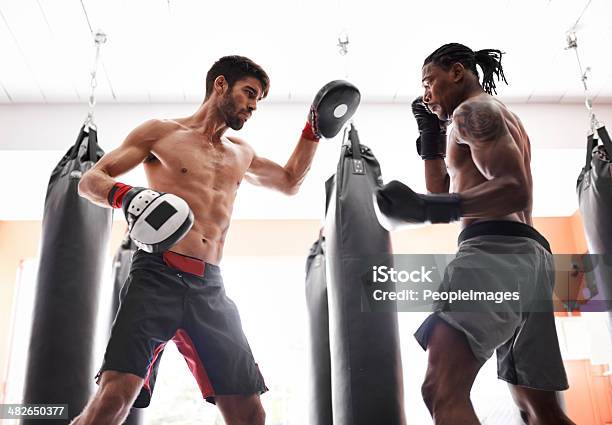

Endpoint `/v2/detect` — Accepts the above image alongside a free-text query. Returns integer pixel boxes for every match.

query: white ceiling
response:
[1,0,612,104]
[1,0,610,221]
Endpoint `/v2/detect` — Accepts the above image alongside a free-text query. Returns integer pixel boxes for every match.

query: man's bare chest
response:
[147,135,251,185]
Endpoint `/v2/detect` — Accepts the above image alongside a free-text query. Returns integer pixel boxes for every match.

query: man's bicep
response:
[469,134,525,181]
[91,121,158,178]
[246,154,294,194]
[247,154,285,184]
[93,144,149,178]
[244,154,265,185]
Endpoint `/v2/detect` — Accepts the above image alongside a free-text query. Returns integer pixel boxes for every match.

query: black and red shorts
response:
[96,249,268,407]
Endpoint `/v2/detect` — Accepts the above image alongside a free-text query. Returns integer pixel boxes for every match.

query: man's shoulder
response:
[130,118,182,142]
[454,95,502,116]
[452,95,507,142]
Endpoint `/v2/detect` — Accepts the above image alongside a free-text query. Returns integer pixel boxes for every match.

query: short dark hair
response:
[424,43,508,95]
[205,55,270,100]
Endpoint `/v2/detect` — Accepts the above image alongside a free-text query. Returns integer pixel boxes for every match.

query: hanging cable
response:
[569,0,593,34]
[336,2,353,145]
[565,0,600,135]
[334,0,351,80]
[565,30,601,135]
[84,30,107,130]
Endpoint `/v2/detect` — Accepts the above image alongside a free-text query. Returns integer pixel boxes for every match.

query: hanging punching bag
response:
[325,125,406,425]
[577,125,612,324]
[305,233,333,425]
[22,125,111,423]
[110,234,136,317]
[107,234,143,424]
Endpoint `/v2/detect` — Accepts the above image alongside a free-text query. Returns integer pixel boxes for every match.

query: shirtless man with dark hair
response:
[73,55,327,425]
[375,43,575,425]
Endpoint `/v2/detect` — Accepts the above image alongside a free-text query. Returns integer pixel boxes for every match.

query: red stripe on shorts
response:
[173,328,215,398]
[144,341,167,391]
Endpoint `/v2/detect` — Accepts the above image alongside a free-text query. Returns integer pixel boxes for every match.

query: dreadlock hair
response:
[423,43,508,95]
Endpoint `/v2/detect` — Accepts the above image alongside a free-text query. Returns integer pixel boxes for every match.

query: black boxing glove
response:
[411,97,447,160]
[373,180,461,230]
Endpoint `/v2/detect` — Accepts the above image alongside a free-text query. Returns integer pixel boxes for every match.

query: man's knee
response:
[421,378,437,411]
[421,372,470,413]
[522,410,575,425]
[233,401,265,425]
[80,371,143,422]
[509,386,575,425]
[529,406,575,425]
[96,388,133,412]
[247,403,265,425]
[217,394,265,425]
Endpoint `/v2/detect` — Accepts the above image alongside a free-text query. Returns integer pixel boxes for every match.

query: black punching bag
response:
[110,234,136,318]
[22,125,111,424]
[325,125,405,425]
[577,125,612,324]
[305,234,332,425]
[108,235,143,424]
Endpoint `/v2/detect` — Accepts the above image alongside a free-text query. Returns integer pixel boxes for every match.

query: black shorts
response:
[414,221,568,391]
[96,250,268,407]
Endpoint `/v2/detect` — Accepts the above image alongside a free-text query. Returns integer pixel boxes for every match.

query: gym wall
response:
[0,212,592,394]
[0,101,610,423]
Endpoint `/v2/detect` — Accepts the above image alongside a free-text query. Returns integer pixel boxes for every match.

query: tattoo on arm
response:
[453,102,507,142]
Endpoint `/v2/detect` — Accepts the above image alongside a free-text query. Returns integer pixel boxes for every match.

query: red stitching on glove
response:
[302,120,319,142]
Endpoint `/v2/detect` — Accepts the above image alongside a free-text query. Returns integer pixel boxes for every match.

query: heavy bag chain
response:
[84,30,107,130]
[336,29,356,147]
[565,30,601,135]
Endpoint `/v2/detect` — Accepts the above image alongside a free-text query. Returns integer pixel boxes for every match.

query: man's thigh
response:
[425,316,483,388]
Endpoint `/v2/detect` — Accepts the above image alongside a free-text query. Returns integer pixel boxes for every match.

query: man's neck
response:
[462,81,486,102]
[186,102,228,141]
[448,84,486,118]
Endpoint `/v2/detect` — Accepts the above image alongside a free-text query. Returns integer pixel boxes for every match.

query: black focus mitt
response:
[306,80,361,140]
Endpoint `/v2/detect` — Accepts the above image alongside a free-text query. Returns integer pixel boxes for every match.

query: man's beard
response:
[220,93,244,130]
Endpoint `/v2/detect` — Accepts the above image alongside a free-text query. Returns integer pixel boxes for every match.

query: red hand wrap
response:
[301,121,319,142]
[108,182,133,208]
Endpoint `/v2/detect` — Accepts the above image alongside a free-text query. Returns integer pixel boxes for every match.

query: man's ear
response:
[451,62,465,83]
[214,75,227,95]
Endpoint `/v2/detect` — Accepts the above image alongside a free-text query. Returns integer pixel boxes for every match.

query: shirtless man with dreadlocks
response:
[374,43,575,425]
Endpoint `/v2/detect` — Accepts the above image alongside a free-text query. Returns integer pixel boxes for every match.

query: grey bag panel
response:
[578,131,612,196]
[22,126,112,423]
[326,126,405,425]
[577,128,612,253]
[576,126,612,320]
[332,135,389,256]
[305,236,333,425]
